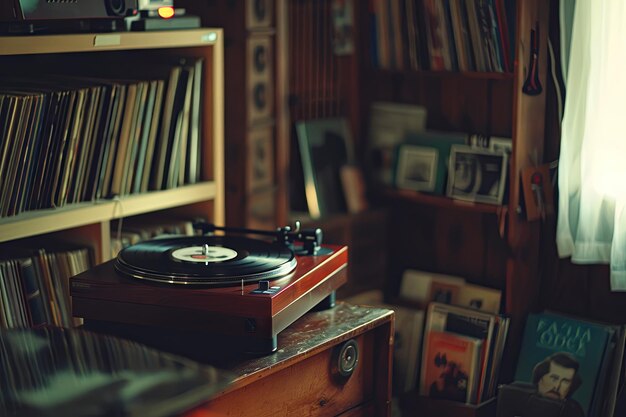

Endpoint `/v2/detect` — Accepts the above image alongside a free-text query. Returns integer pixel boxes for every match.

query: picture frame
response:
[296,117,354,219]
[394,144,438,192]
[447,145,508,205]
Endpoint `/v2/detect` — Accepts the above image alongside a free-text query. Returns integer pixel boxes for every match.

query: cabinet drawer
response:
[202,333,375,416]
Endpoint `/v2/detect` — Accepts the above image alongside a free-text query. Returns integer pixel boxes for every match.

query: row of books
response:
[0,244,92,329]
[420,301,509,404]
[370,0,515,73]
[345,269,507,399]
[0,215,200,331]
[0,56,203,218]
[513,311,626,417]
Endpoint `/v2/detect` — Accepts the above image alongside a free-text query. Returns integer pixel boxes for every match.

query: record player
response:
[71,222,348,355]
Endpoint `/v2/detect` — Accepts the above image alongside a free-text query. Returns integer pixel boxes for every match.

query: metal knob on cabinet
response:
[332,339,359,381]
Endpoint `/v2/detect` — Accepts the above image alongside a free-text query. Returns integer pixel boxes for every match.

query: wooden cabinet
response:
[0,29,224,321]
[94,303,394,417]
[194,303,393,417]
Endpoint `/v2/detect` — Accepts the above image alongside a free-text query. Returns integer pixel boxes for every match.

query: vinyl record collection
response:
[0,55,203,218]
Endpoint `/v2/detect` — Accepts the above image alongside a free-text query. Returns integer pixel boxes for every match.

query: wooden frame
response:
[394,144,438,193]
[446,145,508,205]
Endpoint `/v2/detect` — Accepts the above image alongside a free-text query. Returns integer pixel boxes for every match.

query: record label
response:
[171,246,238,263]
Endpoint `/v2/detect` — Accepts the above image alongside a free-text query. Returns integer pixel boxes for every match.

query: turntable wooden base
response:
[71,244,348,354]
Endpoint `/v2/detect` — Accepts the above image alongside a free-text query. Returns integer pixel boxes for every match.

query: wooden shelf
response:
[382,188,507,215]
[370,69,515,81]
[0,182,218,243]
[0,29,221,56]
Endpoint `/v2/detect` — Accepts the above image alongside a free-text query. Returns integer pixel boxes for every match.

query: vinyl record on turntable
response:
[114,236,297,285]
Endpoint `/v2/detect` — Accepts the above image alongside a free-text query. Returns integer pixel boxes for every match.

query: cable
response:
[547,38,563,122]
[112,196,124,256]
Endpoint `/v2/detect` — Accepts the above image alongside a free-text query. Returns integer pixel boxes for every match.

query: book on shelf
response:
[99,82,128,199]
[0,242,93,329]
[172,61,196,189]
[399,269,466,305]
[110,81,141,196]
[151,63,185,191]
[186,57,203,185]
[131,79,159,194]
[368,0,515,73]
[421,301,509,404]
[398,268,502,314]
[421,330,482,403]
[455,283,502,314]
[0,55,204,220]
[514,311,625,417]
[138,79,166,193]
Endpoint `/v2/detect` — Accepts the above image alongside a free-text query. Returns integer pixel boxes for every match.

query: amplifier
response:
[0,0,138,21]
[0,0,139,34]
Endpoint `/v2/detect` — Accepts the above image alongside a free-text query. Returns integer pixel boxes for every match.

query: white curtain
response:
[556,0,626,290]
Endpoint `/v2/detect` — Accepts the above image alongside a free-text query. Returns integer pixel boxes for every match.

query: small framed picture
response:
[447,145,508,204]
[394,145,438,192]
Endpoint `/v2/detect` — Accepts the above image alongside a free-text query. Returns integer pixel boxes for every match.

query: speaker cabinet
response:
[177,0,284,230]
[247,127,275,193]
[246,0,272,29]
[247,35,274,126]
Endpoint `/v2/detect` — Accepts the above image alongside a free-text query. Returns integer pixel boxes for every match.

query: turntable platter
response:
[114,236,297,285]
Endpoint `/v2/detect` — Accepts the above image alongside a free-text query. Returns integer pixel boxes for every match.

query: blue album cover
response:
[514,312,614,417]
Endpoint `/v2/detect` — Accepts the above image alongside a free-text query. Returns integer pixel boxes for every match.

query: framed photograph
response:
[447,145,508,204]
[394,145,438,192]
[296,117,354,219]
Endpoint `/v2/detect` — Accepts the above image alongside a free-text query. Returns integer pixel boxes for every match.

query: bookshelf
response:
[347,0,551,412]
[0,29,224,322]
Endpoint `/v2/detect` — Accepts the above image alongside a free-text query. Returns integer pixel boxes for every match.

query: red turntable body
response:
[71,224,348,354]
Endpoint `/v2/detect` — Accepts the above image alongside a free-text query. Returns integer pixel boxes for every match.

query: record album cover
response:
[514,312,614,416]
[421,330,482,403]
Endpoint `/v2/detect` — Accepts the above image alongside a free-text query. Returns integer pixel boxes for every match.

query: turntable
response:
[71,223,348,355]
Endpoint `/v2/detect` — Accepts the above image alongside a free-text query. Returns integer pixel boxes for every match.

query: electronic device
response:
[125,0,200,31]
[0,0,138,34]
[71,223,348,355]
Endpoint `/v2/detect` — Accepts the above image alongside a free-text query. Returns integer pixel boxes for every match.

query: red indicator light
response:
[158,6,175,19]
